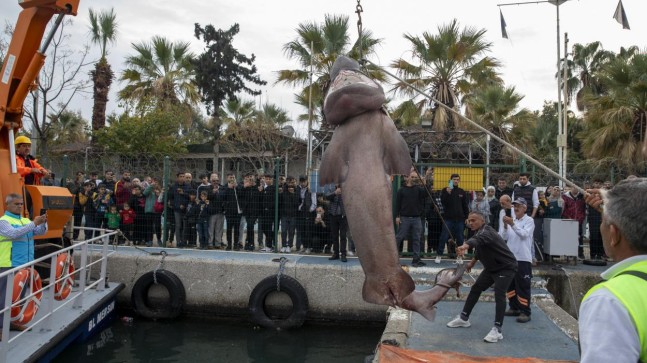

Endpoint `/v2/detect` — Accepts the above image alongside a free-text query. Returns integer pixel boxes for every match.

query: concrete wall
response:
[95,249,388,323]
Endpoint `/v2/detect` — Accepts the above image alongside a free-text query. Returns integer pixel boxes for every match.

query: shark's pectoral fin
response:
[380,115,412,176]
[319,131,349,186]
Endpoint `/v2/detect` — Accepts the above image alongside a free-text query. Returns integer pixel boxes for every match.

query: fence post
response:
[162,156,170,247]
[519,156,527,173]
[273,157,281,252]
[62,154,69,185]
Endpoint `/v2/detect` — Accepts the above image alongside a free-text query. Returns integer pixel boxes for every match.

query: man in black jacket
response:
[395,170,427,267]
[439,173,470,259]
[447,211,518,344]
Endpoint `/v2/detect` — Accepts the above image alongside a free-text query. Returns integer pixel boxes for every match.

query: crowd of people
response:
[66,170,347,256]
[63,167,615,265]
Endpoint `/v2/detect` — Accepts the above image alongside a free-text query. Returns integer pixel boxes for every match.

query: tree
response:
[192,22,266,172]
[0,20,12,69]
[94,107,189,154]
[221,121,305,175]
[47,108,89,147]
[579,54,647,176]
[23,19,91,161]
[219,98,256,126]
[466,85,535,163]
[276,14,384,127]
[88,7,118,133]
[391,19,501,132]
[562,41,613,111]
[256,103,290,126]
[119,36,200,113]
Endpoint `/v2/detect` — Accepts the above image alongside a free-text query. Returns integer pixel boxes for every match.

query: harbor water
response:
[54,315,384,362]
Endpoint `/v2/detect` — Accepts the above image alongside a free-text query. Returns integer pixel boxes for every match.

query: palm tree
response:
[219,99,256,126]
[119,36,200,113]
[256,103,290,126]
[579,54,647,175]
[562,41,614,111]
[391,19,501,132]
[276,14,384,127]
[466,85,534,163]
[48,109,89,146]
[88,8,118,133]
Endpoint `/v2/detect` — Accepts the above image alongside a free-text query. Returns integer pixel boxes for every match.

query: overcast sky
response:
[2,0,645,138]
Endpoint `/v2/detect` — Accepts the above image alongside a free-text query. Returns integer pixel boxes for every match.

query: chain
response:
[355,0,364,61]
[275,257,287,292]
[153,250,167,285]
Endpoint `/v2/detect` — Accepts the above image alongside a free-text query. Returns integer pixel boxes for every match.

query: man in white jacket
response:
[501,197,535,323]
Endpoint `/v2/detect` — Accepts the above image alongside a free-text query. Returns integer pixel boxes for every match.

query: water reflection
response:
[54,316,383,363]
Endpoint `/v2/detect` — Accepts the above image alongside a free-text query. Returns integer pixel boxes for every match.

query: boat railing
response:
[0,227,119,359]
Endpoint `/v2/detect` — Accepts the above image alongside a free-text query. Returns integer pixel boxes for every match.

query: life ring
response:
[11,268,43,327]
[54,253,75,301]
[248,275,308,330]
[131,270,185,319]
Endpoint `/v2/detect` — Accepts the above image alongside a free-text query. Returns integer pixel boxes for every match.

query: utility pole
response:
[305,41,314,178]
[562,33,569,181]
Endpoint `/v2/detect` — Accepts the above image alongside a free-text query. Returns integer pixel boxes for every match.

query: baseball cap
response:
[512,197,527,207]
[299,175,307,181]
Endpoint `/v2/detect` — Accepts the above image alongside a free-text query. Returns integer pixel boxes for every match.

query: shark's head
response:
[330,56,360,82]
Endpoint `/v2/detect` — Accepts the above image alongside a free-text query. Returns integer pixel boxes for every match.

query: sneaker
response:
[347,251,355,256]
[411,260,427,267]
[260,247,272,252]
[304,248,311,254]
[516,313,531,323]
[483,327,503,343]
[446,316,471,328]
[504,309,521,317]
[341,255,348,262]
[435,255,441,264]
[329,255,340,261]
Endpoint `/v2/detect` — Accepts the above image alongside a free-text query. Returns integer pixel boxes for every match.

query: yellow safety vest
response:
[583,260,647,363]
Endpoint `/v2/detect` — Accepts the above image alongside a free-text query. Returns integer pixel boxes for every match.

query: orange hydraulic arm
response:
[0,0,79,230]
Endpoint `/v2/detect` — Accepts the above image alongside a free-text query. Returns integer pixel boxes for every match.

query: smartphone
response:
[505,208,512,218]
[448,180,454,189]
[40,208,47,216]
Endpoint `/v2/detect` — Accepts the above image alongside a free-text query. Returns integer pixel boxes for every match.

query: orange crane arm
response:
[0,0,80,132]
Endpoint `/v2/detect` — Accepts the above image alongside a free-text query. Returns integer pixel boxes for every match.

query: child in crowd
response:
[195,191,211,249]
[183,191,198,247]
[119,202,136,244]
[106,205,121,244]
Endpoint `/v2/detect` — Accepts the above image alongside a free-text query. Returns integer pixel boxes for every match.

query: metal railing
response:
[0,227,119,360]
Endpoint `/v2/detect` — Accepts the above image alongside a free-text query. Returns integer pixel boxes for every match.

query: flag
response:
[613,0,630,30]
[500,9,508,39]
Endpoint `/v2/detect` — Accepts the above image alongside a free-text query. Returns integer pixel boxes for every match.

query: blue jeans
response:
[196,220,209,248]
[438,219,465,256]
[395,216,423,260]
[281,217,296,247]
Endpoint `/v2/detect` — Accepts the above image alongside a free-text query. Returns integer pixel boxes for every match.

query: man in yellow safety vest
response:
[580,178,647,363]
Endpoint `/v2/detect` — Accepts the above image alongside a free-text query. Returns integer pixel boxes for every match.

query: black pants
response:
[461,269,515,329]
[588,216,603,258]
[507,261,532,316]
[245,215,257,249]
[329,214,348,256]
[259,214,274,248]
[72,211,83,240]
[226,214,241,248]
[183,219,196,246]
[426,216,443,253]
[296,212,314,250]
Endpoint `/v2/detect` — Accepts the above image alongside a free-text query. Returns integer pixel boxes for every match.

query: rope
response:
[153,250,167,285]
[355,0,364,65]
[363,58,586,195]
[276,257,287,292]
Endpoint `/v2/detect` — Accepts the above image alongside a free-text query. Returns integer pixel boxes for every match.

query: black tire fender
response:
[131,269,186,320]
[248,275,308,330]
